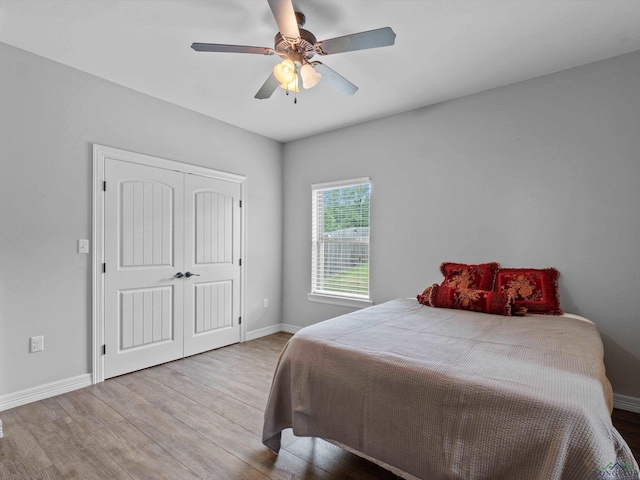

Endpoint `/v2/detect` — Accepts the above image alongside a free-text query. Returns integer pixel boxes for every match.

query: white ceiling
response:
[2,1,640,142]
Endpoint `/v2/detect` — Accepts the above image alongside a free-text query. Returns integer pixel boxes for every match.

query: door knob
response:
[174,272,184,278]
[185,272,200,278]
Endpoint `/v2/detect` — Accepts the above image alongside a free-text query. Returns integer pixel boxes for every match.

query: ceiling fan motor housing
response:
[274,28,317,60]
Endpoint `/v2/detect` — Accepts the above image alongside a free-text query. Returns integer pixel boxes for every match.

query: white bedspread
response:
[263,298,639,480]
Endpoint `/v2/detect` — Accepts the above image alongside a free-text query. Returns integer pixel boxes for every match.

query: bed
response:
[262,298,639,480]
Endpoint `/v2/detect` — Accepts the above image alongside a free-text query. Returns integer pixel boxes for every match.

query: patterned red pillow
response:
[428,284,522,316]
[493,268,563,315]
[416,285,433,305]
[440,262,500,291]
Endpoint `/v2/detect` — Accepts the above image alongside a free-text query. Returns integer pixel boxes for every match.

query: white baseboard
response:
[613,393,640,413]
[0,374,92,412]
[245,323,285,341]
[245,323,301,341]
[281,323,302,334]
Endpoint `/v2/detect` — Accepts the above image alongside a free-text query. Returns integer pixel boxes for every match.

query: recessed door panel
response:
[120,181,173,268]
[195,192,233,265]
[194,281,233,334]
[119,286,173,349]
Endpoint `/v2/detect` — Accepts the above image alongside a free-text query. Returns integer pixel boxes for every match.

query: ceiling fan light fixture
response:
[273,58,297,84]
[279,77,299,93]
[300,63,321,89]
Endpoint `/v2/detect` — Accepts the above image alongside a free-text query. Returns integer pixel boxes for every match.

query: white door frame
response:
[92,144,246,384]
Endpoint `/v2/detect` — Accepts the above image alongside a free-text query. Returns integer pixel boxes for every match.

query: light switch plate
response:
[78,239,89,254]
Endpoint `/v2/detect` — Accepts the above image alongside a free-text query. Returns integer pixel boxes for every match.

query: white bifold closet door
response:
[104,159,241,379]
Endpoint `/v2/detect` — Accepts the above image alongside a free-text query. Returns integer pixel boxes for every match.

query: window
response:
[308,178,372,308]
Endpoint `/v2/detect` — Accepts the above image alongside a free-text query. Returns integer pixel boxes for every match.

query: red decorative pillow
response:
[416,285,433,305]
[428,284,523,316]
[440,262,500,291]
[493,268,563,315]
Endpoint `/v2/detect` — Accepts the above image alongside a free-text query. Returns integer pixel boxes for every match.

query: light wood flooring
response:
[1,332,638,479]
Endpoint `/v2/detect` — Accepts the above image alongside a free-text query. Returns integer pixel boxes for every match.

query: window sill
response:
[307,293,373,309]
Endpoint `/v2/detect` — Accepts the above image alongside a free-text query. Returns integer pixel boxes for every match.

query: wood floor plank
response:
[0,422,53,478]
[245,333,291,351]
[55,389,124,434]
[12,397,70,426]
[284,436,401,480]
[114,370,200,416]
[174,404,337,480]
[0,460,28,480]
[166,357,268,410]
[141,365,265,435]
[117,400,268,480]
[26,420,132,480]
[21,465,65,480]
[192,347,274,380]
[91,420,202,480]
[280,428,303,450]
[613,408,640,458]
[216,337,287,359]
[87,377,152,416]
[188,353,273,392]
[0,409,23,427]
[200,347,278,377]
[18,467,64,480]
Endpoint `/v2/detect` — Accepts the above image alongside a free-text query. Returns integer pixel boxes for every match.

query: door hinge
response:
[239,317,242,325]
[103,181,106,191]
[103,263,106,273]
[239,200,242,208]
[102,344,106,355]
[239,259,242,266]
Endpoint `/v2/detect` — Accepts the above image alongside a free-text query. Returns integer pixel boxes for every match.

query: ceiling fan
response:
[191,0,396,100]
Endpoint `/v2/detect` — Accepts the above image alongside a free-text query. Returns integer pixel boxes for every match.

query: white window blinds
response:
[311,178,370,299]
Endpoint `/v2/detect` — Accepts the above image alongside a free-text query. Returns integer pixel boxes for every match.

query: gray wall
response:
[0,42,283,397]
[282,50,640,399]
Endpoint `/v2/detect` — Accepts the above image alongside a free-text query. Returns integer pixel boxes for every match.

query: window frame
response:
[307,177,373,309]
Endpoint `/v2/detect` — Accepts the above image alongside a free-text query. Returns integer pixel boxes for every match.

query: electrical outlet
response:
[263,298,268,308]
[30,336,44,353]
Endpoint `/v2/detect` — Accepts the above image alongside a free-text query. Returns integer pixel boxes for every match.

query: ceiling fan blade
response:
[191,43,273,55]
[314,63,358,96]
[267,0,300,42]
[255,72,281,99]
[316,27,396,55]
